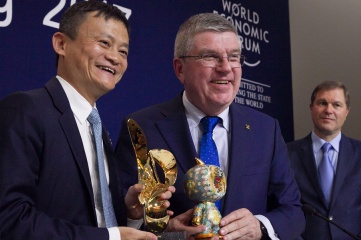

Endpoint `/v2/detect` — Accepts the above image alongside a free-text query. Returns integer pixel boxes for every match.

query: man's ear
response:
[52,32,67,56]
[173,58,185,84]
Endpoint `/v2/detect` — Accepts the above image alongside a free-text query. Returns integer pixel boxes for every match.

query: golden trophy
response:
[127,119,178,233]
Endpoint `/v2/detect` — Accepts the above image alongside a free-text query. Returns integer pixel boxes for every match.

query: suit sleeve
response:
[0,93,109,240]
[263,119,306,239]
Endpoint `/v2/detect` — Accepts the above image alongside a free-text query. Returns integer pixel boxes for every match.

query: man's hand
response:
[124,184,175,220]
[118,227,157,240]
[216,208,262,240]
[166,208,206,239]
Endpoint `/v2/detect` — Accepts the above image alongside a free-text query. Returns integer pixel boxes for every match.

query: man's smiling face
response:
[175,31,242,116]
[57,12,129,104]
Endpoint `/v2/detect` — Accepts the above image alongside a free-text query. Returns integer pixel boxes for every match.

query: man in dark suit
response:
[116,13,305,240]
[287,81,361,240]
[0,1,173,240]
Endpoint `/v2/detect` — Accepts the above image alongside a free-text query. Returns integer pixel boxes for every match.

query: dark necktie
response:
[199,116,221,210]
[199,116,220,166]
[88,108,117,227]
[318,142,334,203]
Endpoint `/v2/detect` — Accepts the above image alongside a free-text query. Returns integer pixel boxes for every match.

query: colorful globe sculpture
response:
[183,162,227,239]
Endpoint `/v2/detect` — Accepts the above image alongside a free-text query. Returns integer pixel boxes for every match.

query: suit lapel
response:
[223,104,251,211]
[45,78,94,200]
[155,96,198,174]
[299,136,328,207]
[103,125,127,225]
[329,135,354,209]
[227,104,249,175]
[103,126,117,185]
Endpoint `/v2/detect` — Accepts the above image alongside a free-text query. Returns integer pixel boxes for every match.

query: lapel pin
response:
[107,131,113,146]
[245,124,250,130]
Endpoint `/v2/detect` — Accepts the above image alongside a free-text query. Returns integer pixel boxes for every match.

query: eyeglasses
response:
[179,53,245,68]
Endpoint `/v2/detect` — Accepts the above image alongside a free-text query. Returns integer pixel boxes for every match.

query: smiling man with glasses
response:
[116,13,305,240]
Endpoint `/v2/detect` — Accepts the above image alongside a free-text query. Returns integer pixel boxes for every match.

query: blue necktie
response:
[199,116,220,167]
[318,142,334,203]
[88,108,117,228]
[199,116,221,210]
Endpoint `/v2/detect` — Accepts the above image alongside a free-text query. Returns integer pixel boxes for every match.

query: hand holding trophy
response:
[127,119,177,233]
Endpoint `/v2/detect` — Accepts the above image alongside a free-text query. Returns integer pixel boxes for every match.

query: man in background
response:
[287,81,361,239]
[0,1,173,240]
[116,13,305,240]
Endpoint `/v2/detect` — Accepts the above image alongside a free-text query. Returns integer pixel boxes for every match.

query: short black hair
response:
[59,0,129,39]
[55,0,130,67]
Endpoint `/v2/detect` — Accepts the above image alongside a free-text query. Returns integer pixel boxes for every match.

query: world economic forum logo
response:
[214,1,270,68]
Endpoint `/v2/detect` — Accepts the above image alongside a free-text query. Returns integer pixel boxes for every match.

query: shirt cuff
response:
[106,217,143,240]
[127,217,144,229]
[255,215,280,240]
[108,227,121,240]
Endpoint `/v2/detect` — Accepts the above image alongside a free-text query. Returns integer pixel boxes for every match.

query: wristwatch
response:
[259,221,270,240]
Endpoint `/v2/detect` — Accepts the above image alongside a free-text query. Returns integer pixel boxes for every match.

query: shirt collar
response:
[182,91,229,131]
[311,131,341,153]
[57,76,94,124]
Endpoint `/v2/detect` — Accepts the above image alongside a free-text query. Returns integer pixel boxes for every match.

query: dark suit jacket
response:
[287,133,361,240]
[115,93,305,240]
[0,77,127,240]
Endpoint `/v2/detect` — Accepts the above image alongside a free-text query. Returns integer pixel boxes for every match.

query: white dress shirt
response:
[57,76,120,240]
[183,92,229,176]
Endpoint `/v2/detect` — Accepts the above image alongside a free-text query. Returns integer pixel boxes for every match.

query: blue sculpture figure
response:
[183,159,227,239]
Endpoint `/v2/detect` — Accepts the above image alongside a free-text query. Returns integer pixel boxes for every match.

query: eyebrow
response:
[103,33,129,49]
[198,48,241,54]
[316,99,344,104]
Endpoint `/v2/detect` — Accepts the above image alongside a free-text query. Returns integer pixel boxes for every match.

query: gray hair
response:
[174,13,239,57]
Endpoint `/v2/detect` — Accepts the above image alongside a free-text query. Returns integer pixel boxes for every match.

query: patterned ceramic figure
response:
[183,159,227,239]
